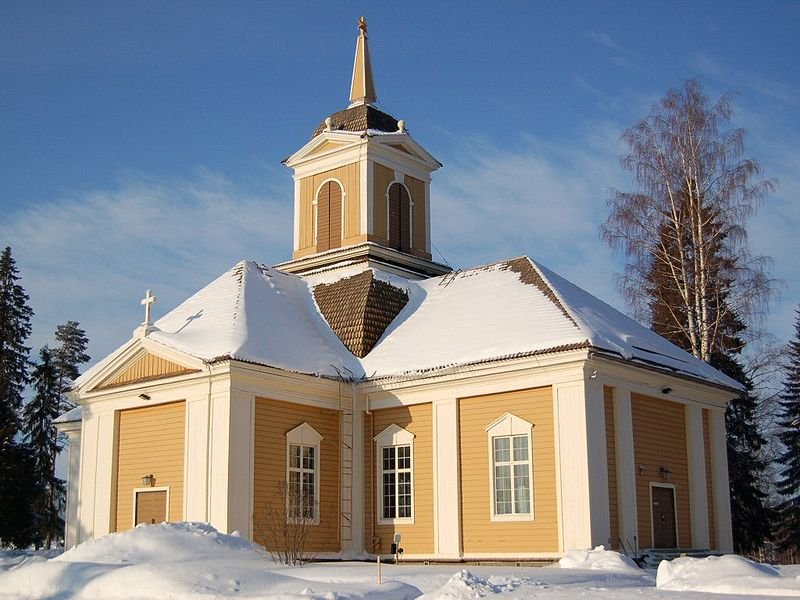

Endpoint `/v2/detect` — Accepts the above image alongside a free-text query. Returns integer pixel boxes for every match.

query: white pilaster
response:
[554,381,594,550]
[207,390,231,533]
[184,394,211,522]
[585,379,611,547]
[433,397,461,557]
[293,178,301,252]
[77,414,98,543]
[613,386,639,551]
[228,389,254,537]
[709,408,733,552]
[63,424,82,549]
[92,412,117,536]
[361,157,370,236]
[685,404,709,548]
[350,395,365,555]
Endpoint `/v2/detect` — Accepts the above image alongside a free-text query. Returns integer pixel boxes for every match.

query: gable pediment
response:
[94,350,200,390]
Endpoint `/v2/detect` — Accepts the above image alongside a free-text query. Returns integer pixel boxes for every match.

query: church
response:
[57,18,739,561]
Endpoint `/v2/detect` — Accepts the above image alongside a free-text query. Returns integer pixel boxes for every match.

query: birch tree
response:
[601,80,774,360]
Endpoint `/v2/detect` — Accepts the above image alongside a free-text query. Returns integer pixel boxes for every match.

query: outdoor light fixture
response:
[141,474,155,487]
[661,387,673,395]
[138,393,151,401]
[660,467,673,480]
[638,465,646,475]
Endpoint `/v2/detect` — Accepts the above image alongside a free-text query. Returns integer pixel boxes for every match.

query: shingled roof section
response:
[313,270,409,358]
[501,257,580,328]
[312,104,399,138]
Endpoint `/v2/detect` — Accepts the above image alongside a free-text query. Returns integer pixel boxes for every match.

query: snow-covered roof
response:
[78,256,742,392]
[54,405,82,424]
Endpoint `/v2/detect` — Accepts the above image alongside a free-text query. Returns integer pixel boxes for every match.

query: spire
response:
[349,16,377,106]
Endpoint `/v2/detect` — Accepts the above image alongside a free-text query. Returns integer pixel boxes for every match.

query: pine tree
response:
[776,306,800,552]
[0,246,38,547]
[23,347,64,548]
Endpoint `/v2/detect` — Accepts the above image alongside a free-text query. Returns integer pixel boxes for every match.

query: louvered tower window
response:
[387,182,411,253]
[315,181,343,252]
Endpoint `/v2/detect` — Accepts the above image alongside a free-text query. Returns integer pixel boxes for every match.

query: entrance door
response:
[651,486,677,548]
[135,490,167,526]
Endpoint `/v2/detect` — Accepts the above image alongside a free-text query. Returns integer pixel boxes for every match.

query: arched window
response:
[315,180,343,252]
[387,182,411,253]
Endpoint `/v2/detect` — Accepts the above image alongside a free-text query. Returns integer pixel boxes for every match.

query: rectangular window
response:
[493,434,531,516]
[288,444,316,519]
[381,445,412,520]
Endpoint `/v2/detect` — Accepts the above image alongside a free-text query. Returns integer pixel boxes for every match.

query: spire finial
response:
[349,16,377,106]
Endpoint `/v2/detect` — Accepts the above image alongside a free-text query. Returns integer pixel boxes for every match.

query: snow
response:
[53,405,82,423]
[656,554,800,596]
[73,256,741,389]
[1,523,799,599]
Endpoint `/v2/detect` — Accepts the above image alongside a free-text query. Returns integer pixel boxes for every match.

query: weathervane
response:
[358,16,367,35]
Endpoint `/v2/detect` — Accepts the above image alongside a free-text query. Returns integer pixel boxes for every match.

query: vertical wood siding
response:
[99,353,196,388]
[114,401,185,532]
[404,175,427,255]
[604,386,619,549]
[631,394,691,548]
[363,403,433,555]
[253,398,340,554]
[297,163,360,253]
[459,387,558,554]
[703,409,716,549]
[372,163,395,241]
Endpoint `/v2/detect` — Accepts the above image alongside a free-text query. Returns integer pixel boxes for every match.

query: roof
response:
[311,104,399,138]
[54,405,82,424]
[76,257,742,391]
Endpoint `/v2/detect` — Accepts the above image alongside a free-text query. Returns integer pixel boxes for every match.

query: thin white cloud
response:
[589,31,623,52]
[1,170,290,364]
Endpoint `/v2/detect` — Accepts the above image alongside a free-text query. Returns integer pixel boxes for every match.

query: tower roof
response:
[349,16,377,106]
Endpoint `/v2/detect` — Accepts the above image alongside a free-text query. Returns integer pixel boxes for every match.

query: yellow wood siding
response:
[363,403,433,555]
[631,394,691,548]
[98,353,197,389]
[703,409,716,549]
[253,398,340,554]
[404,175,428,256]
[459,387,558,554]
[604,386,619,549]
[372,163,394,242]
[114,401,185,532]
[295,163,361,257]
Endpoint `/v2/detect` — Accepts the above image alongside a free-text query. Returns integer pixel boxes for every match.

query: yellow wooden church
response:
[57,18,739,561]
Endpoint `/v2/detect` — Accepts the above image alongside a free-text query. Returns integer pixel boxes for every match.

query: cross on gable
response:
[141,289,157,326]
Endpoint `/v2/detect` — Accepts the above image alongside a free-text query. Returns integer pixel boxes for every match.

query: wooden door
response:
[135,490,167,526]
[651,486,677,548]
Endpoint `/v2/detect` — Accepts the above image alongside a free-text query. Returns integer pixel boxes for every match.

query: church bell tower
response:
[276,17,450,279]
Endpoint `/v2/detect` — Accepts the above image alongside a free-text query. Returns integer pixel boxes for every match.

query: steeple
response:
[349,16,377,106]
[278,17,449,280]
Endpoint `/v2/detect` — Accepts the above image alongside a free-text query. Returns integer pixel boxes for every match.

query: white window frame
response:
[286,422,323,525]
[131,486,170,528]
[374,423,415,525]
[486,413,534,522]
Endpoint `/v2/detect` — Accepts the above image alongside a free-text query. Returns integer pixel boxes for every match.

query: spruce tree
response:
[776,306,800,552]
[0,246,33,441]
[23,346,64,548]
[0,246,38,547]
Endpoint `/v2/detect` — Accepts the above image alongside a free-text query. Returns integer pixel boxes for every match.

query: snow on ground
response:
[1,523,799,599]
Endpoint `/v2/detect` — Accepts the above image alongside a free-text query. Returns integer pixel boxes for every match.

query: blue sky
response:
[1,1,798,369]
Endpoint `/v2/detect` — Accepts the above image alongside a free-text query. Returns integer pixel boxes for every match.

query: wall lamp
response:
[660,467,673,480]
[141,474,155,487]
[638,465,646,476]
[661,387,673,395]
[138,393,151,401]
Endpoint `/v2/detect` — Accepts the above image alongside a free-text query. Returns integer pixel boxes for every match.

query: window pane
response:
[382,473,396,519]
[514,464,531,513]
[288,471,301,518]
[494,437,510,463]
[289,445,301,469]
[397,445,411,469]
[513,436,529,461]
[383,447,395,471]
[303,446,315,470]
[495,465,511,514]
